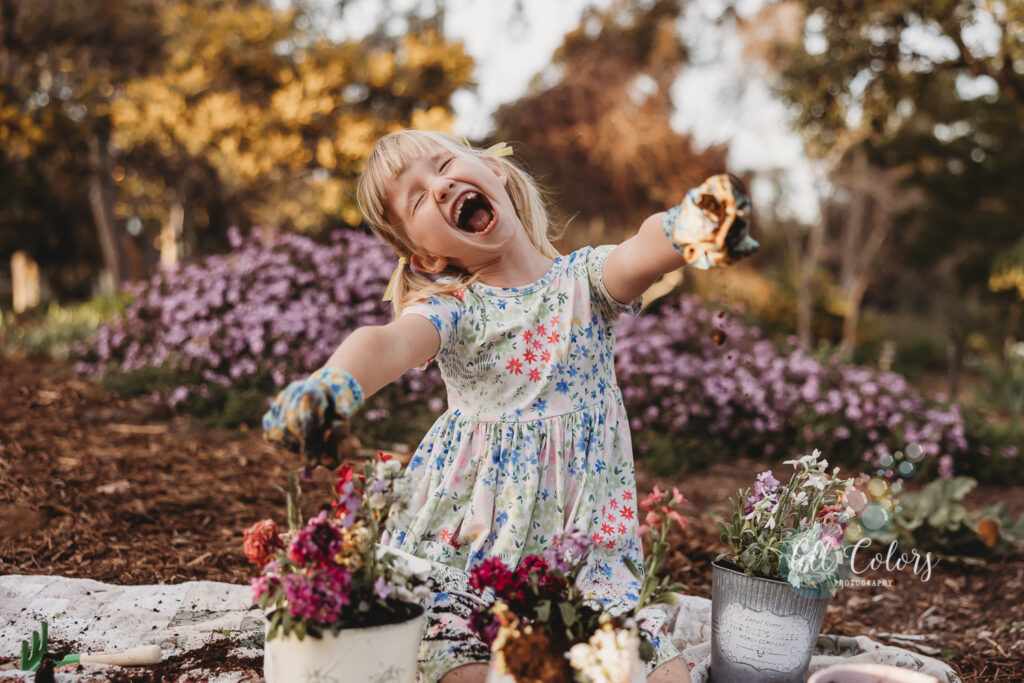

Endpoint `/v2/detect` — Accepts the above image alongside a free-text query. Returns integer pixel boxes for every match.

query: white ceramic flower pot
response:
[264,604,424,683]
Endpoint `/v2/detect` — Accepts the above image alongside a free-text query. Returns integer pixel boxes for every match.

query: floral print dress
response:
[388,245,678,680]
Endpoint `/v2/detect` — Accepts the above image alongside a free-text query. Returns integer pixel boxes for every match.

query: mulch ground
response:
[1,352,1022,681]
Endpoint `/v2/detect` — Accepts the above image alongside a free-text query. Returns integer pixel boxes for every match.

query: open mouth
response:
[453,192,495,234]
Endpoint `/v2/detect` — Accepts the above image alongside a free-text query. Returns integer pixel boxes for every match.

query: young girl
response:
[262,130,757,682]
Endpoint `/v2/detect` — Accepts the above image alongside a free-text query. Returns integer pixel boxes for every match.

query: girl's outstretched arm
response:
[602,211,682,305]
[323,314,441,398]
[262,314,440,465]
[603,174,758,304]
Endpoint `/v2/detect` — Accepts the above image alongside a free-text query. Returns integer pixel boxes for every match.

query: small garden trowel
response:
[20,621,162,671]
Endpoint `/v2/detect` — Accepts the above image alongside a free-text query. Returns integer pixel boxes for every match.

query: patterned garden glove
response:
[663,173,759,269]
[262,368,364,470]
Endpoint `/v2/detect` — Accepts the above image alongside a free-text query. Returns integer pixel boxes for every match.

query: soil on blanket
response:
[1,353,1021,682]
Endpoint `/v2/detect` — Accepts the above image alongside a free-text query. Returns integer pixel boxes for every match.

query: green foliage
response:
[887,476,1024,562]
[0,294,129,357]
[770,0,1024,306]
[991,235,1024,300]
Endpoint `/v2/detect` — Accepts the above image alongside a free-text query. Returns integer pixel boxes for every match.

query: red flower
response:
[547,331,560,344]
[506,357,523,375]
[622,491,633,502]
[243,519,284,569]
[608,497,619,510]
[617,523,627,535]
[377,451,393,463]
[335,465,355,493]
[535,323,547,336]
[528,368,541,382]
[541,350,551,363]
[453,288,467,301]
[592,532,603,544]
[524,349,537,363]
[604,539,616,550]
[620,507,635,521]
[522,330,533,343]
[551,315,559,325]
[440,529,452,544]
[532,339,543,350]
[601,523,614,536]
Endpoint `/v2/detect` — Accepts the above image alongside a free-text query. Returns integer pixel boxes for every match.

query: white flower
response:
[807,475,828,491]
[379,459,402,477]
[368,492,387,509]
[568,626,640,683]
[786,449,827,472]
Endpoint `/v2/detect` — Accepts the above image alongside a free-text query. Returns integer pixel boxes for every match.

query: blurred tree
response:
[1,0,473,295]
[743,0,1024,356]
[0,0,165,294]
[492,0,726,254]
[112,1,474,261]
[990,237,1024,301]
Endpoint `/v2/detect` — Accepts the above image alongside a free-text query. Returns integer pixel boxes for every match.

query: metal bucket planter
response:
[264,603,425,683]
[711,560,829,683]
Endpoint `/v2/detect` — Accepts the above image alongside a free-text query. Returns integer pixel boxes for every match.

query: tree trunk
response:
[837,187,868,359]
[11,250,40,313]
[796,216,824,347]
[841,275,868,358]
[86,133,122,293]
[160,190,185,267]
[947,326,962,401]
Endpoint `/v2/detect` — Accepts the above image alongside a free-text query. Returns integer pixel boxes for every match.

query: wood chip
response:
[106,423,169,435]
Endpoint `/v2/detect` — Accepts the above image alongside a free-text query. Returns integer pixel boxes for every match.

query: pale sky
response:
[314,0,823,224]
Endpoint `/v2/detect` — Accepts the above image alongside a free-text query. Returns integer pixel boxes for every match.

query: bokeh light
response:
[866,477,889,499]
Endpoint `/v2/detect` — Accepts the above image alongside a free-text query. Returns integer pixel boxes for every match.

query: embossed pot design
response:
[711,560,829,683]
[264,604,425,683]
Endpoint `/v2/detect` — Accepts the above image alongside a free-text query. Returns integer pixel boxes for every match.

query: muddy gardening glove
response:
[663,173,759,269]
[262,367,364,470]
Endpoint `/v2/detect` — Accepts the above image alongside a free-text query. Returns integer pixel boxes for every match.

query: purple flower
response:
[373,576,393,600]
[754,471,779,500]
[289,511,344,565]
[543,525,592,574]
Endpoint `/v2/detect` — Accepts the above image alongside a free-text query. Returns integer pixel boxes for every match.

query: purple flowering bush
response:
[75,227,445,429]
[75,228,975,478]
[615,295,969,475]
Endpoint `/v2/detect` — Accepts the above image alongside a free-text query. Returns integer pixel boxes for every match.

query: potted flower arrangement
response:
[470,486,688,683]
[244,455,429,683]
[712,449,853,683]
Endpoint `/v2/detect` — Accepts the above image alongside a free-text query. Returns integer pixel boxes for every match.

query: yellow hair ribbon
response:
[382,256,408,302]
[486,142,514,157]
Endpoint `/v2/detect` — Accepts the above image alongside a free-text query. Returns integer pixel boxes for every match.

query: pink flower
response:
[640,486,664,512]
[288,511,344,565]
[283,566,351,624]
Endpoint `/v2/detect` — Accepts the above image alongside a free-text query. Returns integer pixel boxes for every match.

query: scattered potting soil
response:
[2,352,1022,681]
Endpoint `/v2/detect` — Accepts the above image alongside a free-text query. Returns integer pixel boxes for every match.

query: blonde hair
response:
[357,130,560,315]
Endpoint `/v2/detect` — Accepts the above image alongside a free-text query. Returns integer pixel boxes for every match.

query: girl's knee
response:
[438,662,489,683]
[648,655,692,683]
